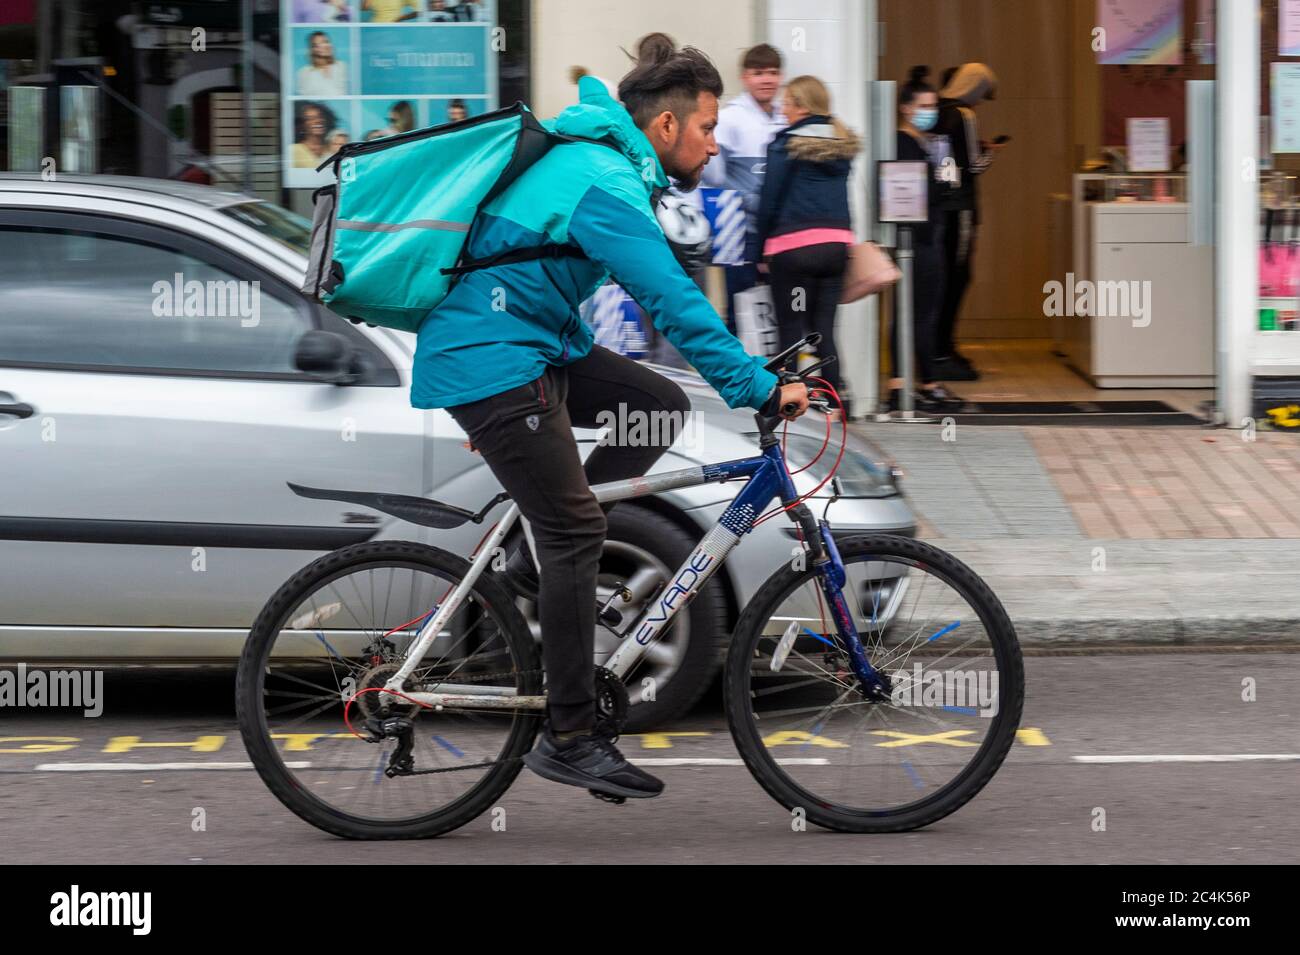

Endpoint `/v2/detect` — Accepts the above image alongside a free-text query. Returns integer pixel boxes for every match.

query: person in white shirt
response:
[296,31,348,97]
[701,43,786,332]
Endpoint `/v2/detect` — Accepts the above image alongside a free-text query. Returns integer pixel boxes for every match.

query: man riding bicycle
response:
[410,42,810,800]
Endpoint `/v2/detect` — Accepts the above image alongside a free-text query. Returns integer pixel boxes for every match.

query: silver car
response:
[0,174,915,728]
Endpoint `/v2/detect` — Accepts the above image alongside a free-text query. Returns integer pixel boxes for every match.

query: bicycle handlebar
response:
[765,336,837,417]
[764,333,821,374]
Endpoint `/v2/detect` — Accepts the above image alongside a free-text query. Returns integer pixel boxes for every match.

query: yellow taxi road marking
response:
[3,728,1054,756]
[0,737,81,753]
[871,730,977,748]
[1073,754,1300,763]
[35,762,312,771]
[271,733,358,751]
[631,732,712,749]
[761,731,850,749]
[102,736,225,753]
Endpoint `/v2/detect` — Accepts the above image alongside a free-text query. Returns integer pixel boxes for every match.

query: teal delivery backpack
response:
[302,102,603,333]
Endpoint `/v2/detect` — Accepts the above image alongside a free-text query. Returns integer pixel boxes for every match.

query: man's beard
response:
[670,169,701,193]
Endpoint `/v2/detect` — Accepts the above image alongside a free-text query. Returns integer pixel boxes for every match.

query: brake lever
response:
[795,355,837,381]
[764,333,822,374]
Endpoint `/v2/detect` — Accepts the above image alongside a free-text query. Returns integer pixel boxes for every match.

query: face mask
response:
[912,108,938,131]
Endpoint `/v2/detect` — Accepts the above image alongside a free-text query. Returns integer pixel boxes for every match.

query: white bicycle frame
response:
[383,461,770,712]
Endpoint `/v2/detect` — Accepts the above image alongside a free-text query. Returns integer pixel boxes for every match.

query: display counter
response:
[1064,174,1214,388]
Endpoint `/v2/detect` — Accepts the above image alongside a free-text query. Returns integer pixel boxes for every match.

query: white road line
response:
[32,758,827,771]
[35,762,312,771]
[631,757,829,766]
[1073,754,1300,764]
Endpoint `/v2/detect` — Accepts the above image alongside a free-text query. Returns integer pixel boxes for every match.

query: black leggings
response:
[890,221,947,384]
[936,209,976,359]
[446,345,689,733]
[768,241,848,395]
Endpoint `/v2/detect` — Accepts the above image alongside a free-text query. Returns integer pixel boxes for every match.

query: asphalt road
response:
[2,651,1297,864]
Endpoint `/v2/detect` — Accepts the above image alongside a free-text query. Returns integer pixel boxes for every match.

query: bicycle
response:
[236,334,1024,837]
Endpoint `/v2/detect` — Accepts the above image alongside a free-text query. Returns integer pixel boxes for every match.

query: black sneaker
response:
[922,384,965,409]
[932,355,980,382]
[522,727,665,799]
[886,388,952,414]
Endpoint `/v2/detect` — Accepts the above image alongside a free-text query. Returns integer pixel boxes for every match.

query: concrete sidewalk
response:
[850,422,1300,645]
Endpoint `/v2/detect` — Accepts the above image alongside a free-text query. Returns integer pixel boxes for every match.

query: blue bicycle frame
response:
[386,419,890,712]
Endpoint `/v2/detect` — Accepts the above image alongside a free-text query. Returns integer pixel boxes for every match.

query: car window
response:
[0,225,310,375]
[218,201,311,256]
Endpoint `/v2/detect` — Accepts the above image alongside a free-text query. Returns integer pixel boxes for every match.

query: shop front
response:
[866,0,1298,428]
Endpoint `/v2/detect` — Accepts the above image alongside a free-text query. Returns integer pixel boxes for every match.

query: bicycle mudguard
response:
[286,482,476,530]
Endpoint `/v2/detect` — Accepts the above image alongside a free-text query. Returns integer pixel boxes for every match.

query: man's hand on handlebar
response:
[777,381,810,420]
[760,332,839,420]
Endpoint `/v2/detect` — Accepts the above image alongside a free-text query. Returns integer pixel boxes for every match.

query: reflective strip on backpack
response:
[336,219,471,234]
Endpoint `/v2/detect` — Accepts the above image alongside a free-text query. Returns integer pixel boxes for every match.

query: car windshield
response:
[219,200,311,255]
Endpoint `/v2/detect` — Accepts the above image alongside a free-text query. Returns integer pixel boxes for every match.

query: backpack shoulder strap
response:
[445,129,626,278]
[441,243,586,276]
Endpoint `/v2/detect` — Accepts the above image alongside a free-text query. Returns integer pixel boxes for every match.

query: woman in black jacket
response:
[932,62,1000,381]
[887,65,962,412]
[750,75,859,402]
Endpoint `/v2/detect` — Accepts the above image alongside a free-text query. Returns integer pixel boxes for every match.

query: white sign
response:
[733,285,778,357]
[878,160,929,223]
[1126,117,1170,172]
[1273,63,1300,154]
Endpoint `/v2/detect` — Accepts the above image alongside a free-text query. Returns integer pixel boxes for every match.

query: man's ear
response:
[644,109,677,146]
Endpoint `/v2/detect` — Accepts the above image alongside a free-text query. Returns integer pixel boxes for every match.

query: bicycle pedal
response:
[588,789,626,805]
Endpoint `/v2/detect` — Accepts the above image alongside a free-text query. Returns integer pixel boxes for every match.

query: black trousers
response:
[768,241,848,395]
[890,221,947,383]
[936,209,976,359]
[446,345,689,733]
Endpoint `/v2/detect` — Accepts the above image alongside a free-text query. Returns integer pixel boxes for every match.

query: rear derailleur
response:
[361,710,417,777]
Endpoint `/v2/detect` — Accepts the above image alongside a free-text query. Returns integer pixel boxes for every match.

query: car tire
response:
[513,504,727,732]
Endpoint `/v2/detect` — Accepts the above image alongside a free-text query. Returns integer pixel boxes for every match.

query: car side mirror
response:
[294,330,362,385]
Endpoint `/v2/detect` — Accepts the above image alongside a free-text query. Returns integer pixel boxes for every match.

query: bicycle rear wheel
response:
[236,540,541,840]
[725,533,1023,833]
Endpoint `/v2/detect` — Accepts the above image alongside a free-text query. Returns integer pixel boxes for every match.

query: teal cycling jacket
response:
[410,77,779,411]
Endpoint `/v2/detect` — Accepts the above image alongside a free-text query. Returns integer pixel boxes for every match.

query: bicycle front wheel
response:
[236,540,542,840]
[725,533,1023,833]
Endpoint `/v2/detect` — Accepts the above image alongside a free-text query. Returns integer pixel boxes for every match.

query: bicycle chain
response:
[375,667,630,778]
[368,667,544,776]
[404,666,544,688]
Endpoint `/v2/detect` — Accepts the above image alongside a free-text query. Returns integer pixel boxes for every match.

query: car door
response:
[0,208,424,658]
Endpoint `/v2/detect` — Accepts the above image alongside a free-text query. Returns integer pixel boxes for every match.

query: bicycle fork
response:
[789,503,891,701]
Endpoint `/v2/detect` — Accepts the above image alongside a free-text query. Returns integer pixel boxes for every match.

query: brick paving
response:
[1025,427,1300,540]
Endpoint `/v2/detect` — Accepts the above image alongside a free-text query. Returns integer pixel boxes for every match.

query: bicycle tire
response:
[236,540,542,840]
[724,533,1024,833]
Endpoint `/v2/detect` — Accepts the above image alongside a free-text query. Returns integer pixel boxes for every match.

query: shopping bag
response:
[840,241,901,303]
[734,284,779,356]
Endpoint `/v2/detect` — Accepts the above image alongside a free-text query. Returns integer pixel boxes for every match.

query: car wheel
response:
[514,504,726,732]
